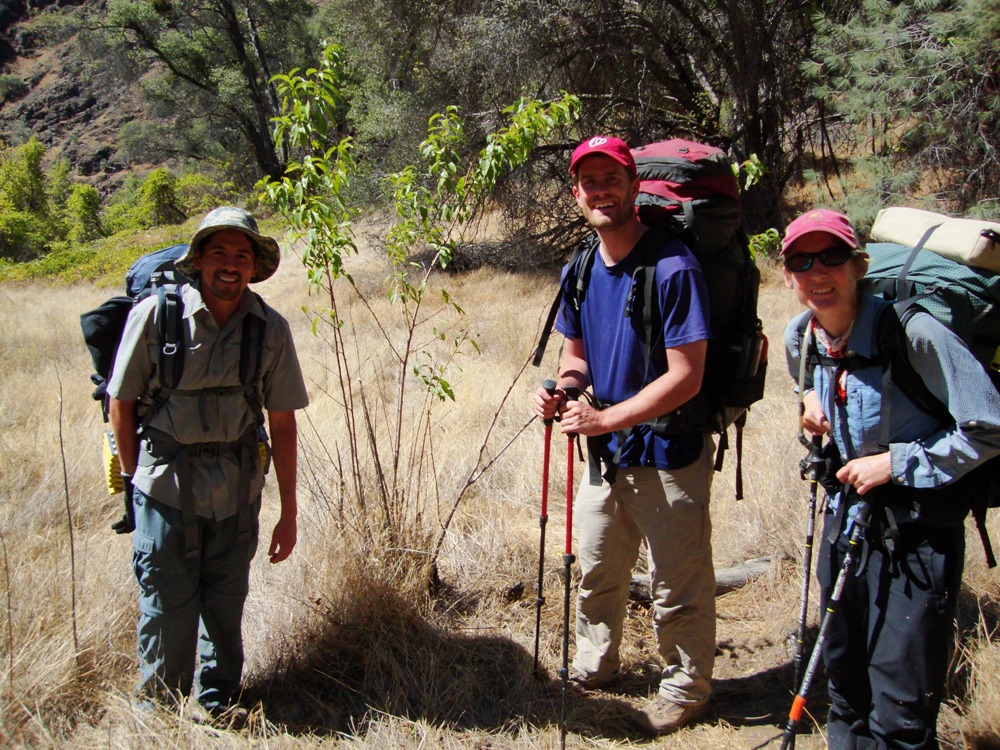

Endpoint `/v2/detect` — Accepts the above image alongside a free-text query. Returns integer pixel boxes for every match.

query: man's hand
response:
[533,384,562,422]
[268,514,297,563]
[836,452,892,495]
[558,397,607,437]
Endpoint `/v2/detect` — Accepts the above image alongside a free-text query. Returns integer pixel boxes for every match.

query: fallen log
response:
[629,556,776,603]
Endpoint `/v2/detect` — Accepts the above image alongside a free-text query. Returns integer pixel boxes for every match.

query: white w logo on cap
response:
[588,137,608,147]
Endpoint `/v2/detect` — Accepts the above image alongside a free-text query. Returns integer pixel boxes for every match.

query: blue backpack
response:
[80,244,191,419]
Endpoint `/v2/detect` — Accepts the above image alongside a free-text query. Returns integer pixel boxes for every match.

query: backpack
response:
[80,244,268,495]
[81,244,191,424]
[534,139,767,497]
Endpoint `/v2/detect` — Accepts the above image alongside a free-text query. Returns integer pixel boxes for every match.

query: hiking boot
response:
[630,696,710,736]
[188,701,250,731]
[545,668,623,694]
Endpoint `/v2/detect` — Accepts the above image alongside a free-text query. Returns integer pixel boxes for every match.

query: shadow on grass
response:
[243,564,998,742]
[947,582,1000,706]
[240,573,644,740]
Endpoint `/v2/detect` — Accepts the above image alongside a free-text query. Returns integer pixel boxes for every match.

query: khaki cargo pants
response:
[573,438,716,704]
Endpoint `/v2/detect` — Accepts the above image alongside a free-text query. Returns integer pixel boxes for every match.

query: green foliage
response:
[0,139,62,259]
[101,175,144,235]
[0,74,28,104]
[260,45,577,571]
[98,0,322,181]
[175,172,239,216]
[809,0,1000,212]
[115,120,224,168]
[734,154,765,192]
[136,168,184,226]
[66,184,103,245]
[0,138,48,217]
[748,228,781,260]
[261,44,358,289]
[0,229,187,284]
[0,210,49,261]
[387,94,579,273]
[103,169,186,234]
[17,4,85,45]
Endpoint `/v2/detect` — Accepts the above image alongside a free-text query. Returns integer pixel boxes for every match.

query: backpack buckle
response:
[162,342,178,356]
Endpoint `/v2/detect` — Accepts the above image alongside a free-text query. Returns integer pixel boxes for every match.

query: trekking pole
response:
[779,498,872,750]
[792,434,823,694]
[533,379,558,676]
[559,386,581,750]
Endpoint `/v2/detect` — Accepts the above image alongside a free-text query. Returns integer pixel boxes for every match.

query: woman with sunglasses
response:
[782,209,1000,750]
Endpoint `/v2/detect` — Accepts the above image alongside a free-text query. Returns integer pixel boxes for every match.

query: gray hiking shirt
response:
[108,282,309,519]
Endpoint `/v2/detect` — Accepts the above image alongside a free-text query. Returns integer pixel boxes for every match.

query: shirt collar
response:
[182,281,264,321]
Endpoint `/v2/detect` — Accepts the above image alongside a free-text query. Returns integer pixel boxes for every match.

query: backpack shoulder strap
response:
[239,292,268,386]
[240,292,269,426]
[139,283,186,433]
[888,223,943,301]
[876,301,950,423]
[532,237,598,367]
[155,282,186,391]
[630,226,670,381]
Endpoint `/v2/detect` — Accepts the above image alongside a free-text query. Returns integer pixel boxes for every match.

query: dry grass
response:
[0,238,996,749]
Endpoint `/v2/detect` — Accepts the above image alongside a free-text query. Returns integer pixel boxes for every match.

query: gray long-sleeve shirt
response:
[785,291,1000,502]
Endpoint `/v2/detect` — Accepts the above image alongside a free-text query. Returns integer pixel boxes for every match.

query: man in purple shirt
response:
[533,136,716,735]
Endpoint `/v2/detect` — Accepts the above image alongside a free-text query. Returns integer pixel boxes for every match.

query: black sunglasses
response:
[783,245,855,273]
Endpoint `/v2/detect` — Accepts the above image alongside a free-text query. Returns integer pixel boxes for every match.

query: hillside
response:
[0,3,144,191]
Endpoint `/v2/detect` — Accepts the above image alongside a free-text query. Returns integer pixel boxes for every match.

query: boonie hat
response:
[176,206,281,283]
[781,208,859,255]
[570,136,637,179]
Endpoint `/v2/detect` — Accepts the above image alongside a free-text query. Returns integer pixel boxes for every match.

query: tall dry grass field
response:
[0,236,997,749]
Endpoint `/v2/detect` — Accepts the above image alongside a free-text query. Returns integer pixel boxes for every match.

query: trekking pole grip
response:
[562,386,581,436]
[542,379,557,425]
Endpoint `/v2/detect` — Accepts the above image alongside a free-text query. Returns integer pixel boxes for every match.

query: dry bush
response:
[0,241,996,749]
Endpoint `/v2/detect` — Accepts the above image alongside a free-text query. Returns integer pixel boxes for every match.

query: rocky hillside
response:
[0,1,143,191]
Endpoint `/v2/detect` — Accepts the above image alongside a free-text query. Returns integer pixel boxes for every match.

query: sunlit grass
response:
[0,230,995,748]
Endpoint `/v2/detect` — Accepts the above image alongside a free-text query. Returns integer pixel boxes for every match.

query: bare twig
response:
[428,351,537,570]
[55,371,80,664]
[0,529,13,691]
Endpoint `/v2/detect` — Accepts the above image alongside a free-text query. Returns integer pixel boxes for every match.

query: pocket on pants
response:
[132,526,196,616]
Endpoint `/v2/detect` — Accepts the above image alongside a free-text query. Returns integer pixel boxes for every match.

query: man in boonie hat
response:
[107,206,308,723]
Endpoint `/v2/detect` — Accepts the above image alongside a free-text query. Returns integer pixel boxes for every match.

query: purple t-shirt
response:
[557,228,711,469]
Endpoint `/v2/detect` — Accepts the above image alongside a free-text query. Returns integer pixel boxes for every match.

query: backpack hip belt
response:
[141,427,263,559]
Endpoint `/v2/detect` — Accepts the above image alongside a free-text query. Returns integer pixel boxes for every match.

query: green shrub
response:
[0,74,28,104]
[176,172,237,216]
[66,184,103,244]
[102,174,144,235]
[0,209,50,261]
[0,137,48,217]
[749,228,781,260]
[136,168,184,227]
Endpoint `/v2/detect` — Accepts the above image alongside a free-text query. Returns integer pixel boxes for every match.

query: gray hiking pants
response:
[132,489,260,711]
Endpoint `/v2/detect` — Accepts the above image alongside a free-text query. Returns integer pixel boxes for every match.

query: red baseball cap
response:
[569,136,637,178]
[781,209,859,255]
